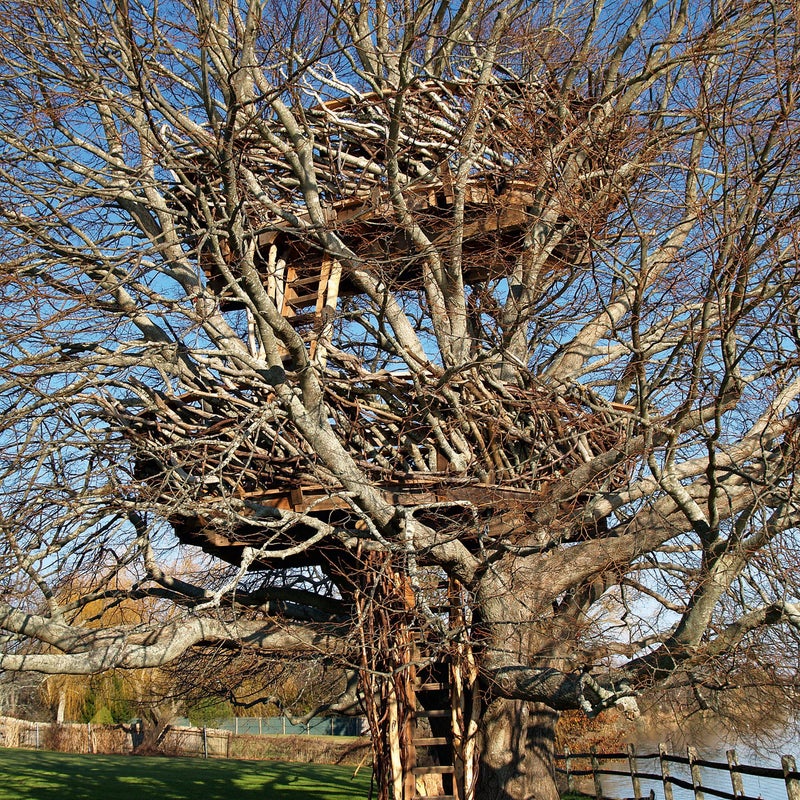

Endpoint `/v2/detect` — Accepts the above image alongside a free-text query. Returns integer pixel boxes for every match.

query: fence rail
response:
[0,714,364,760]
[557,745,800,800]
[182,715,363,737]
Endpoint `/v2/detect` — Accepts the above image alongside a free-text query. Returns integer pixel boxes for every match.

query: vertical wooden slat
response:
[451,648,464,800]
[281,264,297,317]
[315,255,332,317]
[403,662,417,800]
[564,746,574,794]
[628,743,642,800]
[591,746,603,799]
[783,755,800,800]
[726,749,744,800]
[688,746,704,800]
[660,743,675,800]
[311,257,341,365]
[266,244,278,303]
[387,682,404,800]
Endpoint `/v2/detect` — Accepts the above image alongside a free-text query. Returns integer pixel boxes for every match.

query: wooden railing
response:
[556,744,800,800]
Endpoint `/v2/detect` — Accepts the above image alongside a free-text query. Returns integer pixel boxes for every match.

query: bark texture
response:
[477,700,561,800]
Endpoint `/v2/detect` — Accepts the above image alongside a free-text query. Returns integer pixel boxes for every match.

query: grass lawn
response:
[0,748,372,800]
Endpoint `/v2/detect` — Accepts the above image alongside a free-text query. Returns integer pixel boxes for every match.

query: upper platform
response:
[172,79,614,323]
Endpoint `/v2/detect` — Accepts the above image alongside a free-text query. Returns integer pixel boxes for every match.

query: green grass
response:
[0,748,372,800]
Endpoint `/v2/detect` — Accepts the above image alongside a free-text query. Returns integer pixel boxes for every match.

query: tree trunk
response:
[475,699,560,800]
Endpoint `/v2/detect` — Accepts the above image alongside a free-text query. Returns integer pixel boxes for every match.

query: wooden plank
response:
[413,765,455,775]
[280,264,297,317]
[413,795,456,800]
[688,746,705,800]
[783,755,800,800]
[289,487,304,510]
[726,750,744,800]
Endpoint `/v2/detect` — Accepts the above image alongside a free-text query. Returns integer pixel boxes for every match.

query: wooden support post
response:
[462,648,480,800]
[660,744,675,800]
[451,651,465,800]
[387,682,404,800]
[564,746,574,794]
[688,746,704,800]
[311,257,341,366]
[726,750,744,800]
[783,755,800,800]
[315,255,332,318]
[281,264,297,317]
[628,743,642,800]
[591,746,603,799]
[402,670,417,800]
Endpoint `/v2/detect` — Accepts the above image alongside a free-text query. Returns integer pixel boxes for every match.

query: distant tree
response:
[186,696,233,729]
[1,1,800,798]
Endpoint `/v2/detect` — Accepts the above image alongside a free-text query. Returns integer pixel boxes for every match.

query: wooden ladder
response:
[408,667,458,800]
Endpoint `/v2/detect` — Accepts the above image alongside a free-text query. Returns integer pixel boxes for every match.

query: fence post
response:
[565,746,574,794]
[688,746,704,800]
[202,726,208,759]
[35,722,39,751]
[87,722,93,754]
[590,745,603,799]
[628,743,642,800]
[660,743,675,800]
[282,715,286,735]
[259,717,262,736]
[782,755,800,800]
[726,750,744,800]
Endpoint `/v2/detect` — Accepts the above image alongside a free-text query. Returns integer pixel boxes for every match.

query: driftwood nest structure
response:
[116,79,631,564]
[123,375,631,565]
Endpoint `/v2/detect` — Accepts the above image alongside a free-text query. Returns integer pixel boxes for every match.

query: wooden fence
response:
[0,715,230,758]
[557,744,800,800]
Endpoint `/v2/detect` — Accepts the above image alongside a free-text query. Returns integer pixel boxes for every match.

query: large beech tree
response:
[1,0,800,797]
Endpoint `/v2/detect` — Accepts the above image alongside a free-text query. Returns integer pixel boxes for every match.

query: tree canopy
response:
[1,0,799,797]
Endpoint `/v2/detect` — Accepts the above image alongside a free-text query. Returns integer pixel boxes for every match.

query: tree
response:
[1,0,799,797]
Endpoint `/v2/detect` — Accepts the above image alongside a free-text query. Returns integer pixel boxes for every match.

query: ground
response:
[0,748,371,800]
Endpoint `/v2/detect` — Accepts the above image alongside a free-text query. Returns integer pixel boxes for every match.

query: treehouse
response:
[112,81,638,800]
[125,79,631,572]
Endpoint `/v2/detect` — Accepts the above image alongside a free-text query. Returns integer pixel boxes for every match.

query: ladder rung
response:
[414,709,450,718]
[413,796,456,800]
[289,274,324,286]
[416,682,447,692]
[287,292,319,305]
[413,736,449,746]
[412,765,455,775]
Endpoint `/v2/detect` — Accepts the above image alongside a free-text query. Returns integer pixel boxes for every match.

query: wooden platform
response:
[200,176,581,317]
